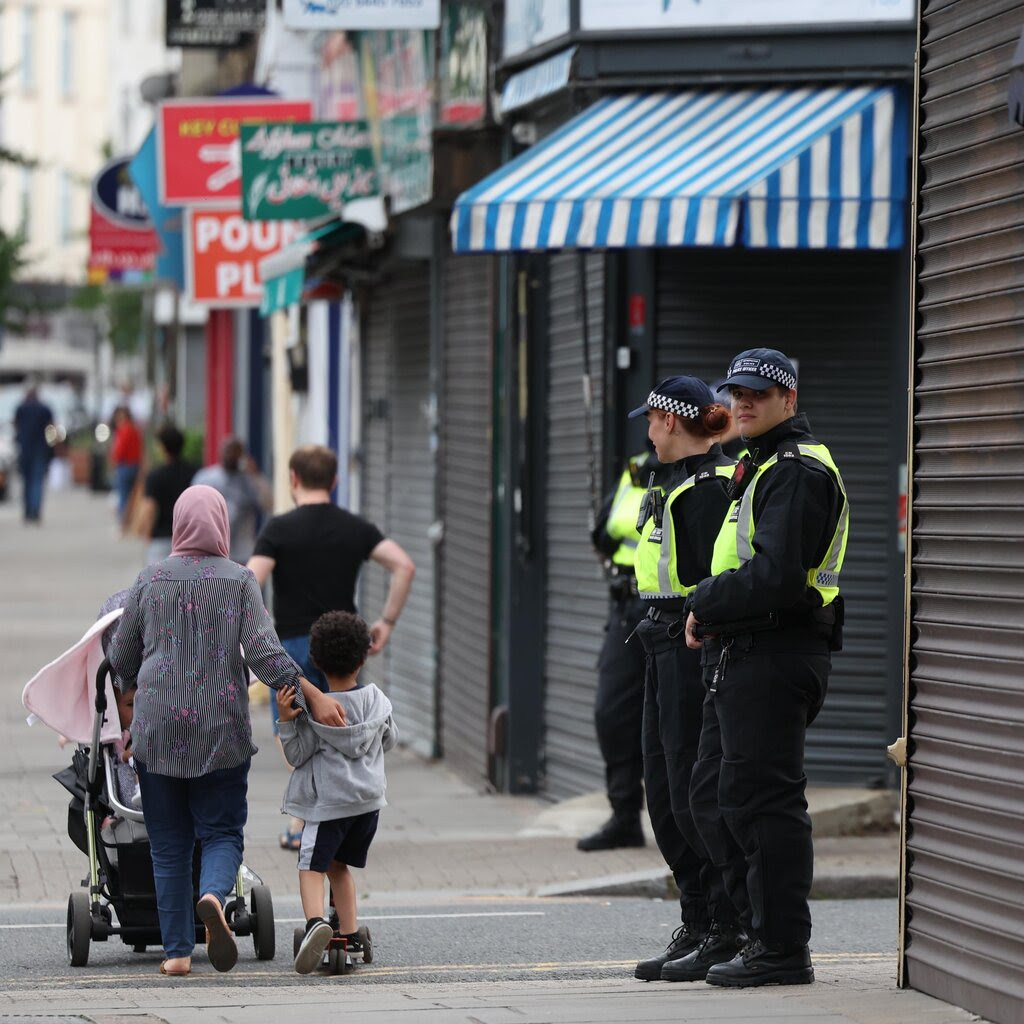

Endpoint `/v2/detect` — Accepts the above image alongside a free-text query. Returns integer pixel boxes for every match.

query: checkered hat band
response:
[647,391,700,419]
[729,359,796,390]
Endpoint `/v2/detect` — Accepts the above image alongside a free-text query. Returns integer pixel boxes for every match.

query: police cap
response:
[628,375,715,420]
[718,348,798,392]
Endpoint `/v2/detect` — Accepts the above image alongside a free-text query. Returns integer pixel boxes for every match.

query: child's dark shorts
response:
[298,811,380,871]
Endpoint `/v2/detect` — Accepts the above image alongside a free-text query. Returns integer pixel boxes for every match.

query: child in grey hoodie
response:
[276,611,398,975]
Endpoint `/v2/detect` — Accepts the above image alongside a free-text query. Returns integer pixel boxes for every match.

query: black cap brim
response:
[627,403,650,419]
[717,373,775,392]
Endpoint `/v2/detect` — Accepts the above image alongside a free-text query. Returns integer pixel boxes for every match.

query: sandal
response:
[160,956,192,976]
[279,830,302,851]
[196,894,238,973]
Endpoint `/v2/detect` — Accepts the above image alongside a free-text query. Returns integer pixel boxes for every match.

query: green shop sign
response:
[240,120,379,221]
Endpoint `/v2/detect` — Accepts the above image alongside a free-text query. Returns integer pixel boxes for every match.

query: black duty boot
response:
[661,922,744,982]
[634,922,704,981]
[576,816,645,852]
[705,938,814,988]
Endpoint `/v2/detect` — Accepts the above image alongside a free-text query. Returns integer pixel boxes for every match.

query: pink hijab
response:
[171,484,231,558]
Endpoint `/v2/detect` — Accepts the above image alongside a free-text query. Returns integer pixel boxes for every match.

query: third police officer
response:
[685,348,850,988]
[578,446,675,851]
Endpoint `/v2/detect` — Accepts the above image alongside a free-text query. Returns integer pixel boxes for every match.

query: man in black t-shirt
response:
[139,424,195,564]
[248,444,415,694]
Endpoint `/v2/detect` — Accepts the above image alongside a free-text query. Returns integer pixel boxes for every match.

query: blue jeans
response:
[19,453,47,520]
[114,463,139,522]
[272,634,328,734]
[136,759,250,958]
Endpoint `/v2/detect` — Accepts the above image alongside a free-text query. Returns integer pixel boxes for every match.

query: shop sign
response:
[316,33,363,121]
[283,0,440,30]
[359,31,434,215]
[580,0,915,31]
[158,97,313,206]
[130,128,185,290]
[165,0,266,48]
[185,207,303,306]
[240,120,379,221]
[88,157,160,273]
[440,2,488,125]
[504,0,569,59]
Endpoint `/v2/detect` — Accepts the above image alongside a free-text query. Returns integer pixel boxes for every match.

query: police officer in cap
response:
[578,446,675,851]
[627,375,743,983]
[684,348,849,988]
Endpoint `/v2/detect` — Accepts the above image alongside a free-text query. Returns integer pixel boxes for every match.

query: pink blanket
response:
[22,608,124,745]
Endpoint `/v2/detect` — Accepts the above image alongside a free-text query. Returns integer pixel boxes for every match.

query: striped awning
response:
[450,84,909,253]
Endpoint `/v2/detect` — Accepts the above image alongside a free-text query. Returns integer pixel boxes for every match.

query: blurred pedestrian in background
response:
[137,424,196,564]
[109,484,346,977]
[109,406,143,530]
[13,382,54,524]
[193,437,271,564]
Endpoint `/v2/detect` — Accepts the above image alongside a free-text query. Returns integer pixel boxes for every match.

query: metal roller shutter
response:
[438,254,494,783]
[656,247,906,785]
[543,253,608,800]
[903,2,1024,1021]
[387,267,438,758]
[358,269,438,758]
[359,288,393,689]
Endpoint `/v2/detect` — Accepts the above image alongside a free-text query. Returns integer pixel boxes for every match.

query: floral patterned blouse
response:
[109,555,302,778]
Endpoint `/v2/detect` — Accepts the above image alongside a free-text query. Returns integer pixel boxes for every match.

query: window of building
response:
[60,11,76,99]
[57,170,72,243]
[20,7,35,92]
[19,167,32,238]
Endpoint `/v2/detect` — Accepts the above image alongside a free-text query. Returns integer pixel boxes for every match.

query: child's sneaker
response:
[295,917,333,974]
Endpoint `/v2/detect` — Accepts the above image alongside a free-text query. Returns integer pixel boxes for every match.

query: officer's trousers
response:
[593,595,647,822]
[690,632,830,948]
[637,616,735,930]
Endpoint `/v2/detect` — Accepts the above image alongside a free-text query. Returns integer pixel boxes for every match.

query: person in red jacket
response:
[110,405,143,529]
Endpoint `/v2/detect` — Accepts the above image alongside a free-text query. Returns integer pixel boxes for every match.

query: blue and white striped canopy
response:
[451,85,909,253]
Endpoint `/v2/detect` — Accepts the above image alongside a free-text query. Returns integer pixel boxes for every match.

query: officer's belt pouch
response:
[815,597,844,652]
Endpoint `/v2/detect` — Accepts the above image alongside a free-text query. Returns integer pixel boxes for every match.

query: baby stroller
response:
[24,609,277,967]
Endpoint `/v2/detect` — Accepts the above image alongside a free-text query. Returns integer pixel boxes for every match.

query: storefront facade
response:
[454,3,917,796]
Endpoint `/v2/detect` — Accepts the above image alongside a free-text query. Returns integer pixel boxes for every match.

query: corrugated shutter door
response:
[543,253,608,800]
[439,254,494,782]
[387,267,438,758]
[904,3,1024,1021]
[359,289,392,688]
[656,247,904,785]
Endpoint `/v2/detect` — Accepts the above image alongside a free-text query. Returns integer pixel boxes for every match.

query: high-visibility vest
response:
[710,442,849,607]
[604,454,651,568]
[636,464,736,601]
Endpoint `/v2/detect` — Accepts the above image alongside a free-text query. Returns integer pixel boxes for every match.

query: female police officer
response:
[628,376,741,983]
[685,348,849,988]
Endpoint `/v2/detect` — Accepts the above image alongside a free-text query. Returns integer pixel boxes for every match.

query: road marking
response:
[0,953,894,987]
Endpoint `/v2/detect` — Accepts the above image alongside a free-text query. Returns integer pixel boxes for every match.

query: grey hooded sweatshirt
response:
[279,683,397,821]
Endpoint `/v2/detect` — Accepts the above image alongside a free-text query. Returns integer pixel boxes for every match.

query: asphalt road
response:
[0,896,896,989]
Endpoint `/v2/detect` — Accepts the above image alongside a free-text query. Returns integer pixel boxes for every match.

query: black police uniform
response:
[581,454,678,850]
[633,444,739,981]
[687,412,846,983]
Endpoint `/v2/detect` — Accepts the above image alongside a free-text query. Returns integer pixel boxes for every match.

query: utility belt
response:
[608,572,640,602]
[646,605,687,625]
[694,598,844,651]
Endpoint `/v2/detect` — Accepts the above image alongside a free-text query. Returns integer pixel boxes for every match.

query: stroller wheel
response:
[67,892,91,967]
[250,884,276,961]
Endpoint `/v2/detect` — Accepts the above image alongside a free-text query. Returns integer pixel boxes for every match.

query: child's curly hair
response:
[309,611,372,679]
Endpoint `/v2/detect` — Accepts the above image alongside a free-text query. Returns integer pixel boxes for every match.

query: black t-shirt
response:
[253,503,385,638]
[144,461,197,538]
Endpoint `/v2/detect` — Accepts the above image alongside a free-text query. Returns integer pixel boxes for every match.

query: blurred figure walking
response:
[193,437,271,564]
[14,383,54,524]
[137,424,196,564]
[110,406,143,530]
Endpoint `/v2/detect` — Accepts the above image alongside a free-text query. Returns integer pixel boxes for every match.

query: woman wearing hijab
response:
[110,485,344,977]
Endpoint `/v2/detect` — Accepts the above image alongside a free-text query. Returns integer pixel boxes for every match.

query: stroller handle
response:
[87,659,112,796]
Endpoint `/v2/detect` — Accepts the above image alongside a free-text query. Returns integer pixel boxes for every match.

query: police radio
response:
[636,472,662,532]
[725,448,760,502]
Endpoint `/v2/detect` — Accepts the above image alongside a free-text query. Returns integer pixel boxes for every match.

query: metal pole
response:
[577,252,598,531]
